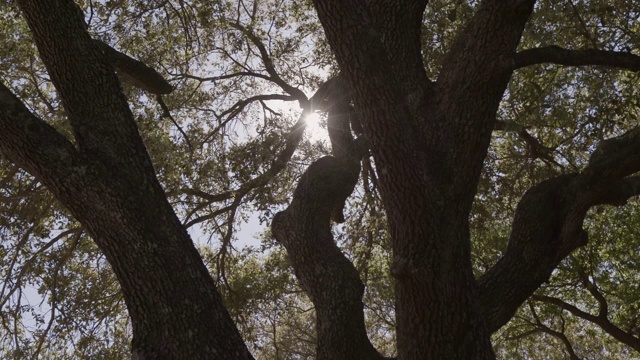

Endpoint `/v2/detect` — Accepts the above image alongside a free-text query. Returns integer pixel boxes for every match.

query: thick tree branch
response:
[272,152,381,360]
[14,1,253,358]
[479,174,586,333]
[584,127,640,182]
[435,0,536,191]
[591,176,640,206]
[312,2,538,357]
[480,125,640,333]
[0,82,84,189]
[94,39,174,94]
[18,0,156,186]
[514,46,640,72]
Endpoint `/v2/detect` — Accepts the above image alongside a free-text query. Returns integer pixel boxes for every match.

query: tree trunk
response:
[5,1,640,359]
[3,1,252,359]
[311,1,537,358]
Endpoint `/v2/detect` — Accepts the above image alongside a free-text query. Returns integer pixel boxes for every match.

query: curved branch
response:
[478,172,640,332]
[226,21,307,102]
[514,46,640,72]
[526,302,582,360]
[479,174,586,333]
[173,71,273,84]
[218,94,296,124]
[94,39,174,94]
[532,294,640,352]
[480,123,640,333]
[574,267,609,318]
[272,153,381,360]
[175,112,306,210]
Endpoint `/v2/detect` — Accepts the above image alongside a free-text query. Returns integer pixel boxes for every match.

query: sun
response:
[304,111,328,141]
[265,99,329,142]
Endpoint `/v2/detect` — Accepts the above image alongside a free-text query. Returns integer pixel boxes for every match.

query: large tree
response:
[1,0,639,359]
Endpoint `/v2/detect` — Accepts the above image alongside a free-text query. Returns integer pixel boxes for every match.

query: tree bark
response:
[272,74,381,359]
[5,1,252,358]
[272,154,381,360]
[6,0,640,359]
[311,1,536,358]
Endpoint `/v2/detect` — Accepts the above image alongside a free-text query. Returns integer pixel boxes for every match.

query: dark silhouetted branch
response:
[515,46,640,72]
[532,294,640,352]
[94,39,173,94]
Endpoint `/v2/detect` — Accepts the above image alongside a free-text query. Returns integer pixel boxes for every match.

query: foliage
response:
[0,0,639,358]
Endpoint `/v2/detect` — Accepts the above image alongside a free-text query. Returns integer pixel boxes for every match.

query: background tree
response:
[0,0,639,359]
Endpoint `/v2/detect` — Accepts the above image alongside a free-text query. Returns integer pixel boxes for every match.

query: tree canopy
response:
[0,0,639,359]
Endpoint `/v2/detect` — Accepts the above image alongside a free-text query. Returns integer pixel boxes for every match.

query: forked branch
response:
[480,125,640,333]
[532,294,640,352]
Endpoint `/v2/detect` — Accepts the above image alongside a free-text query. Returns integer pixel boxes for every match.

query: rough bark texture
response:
[272,74,378,359]
[3,1,252,359]
[272,154,379,360]
[4,1,640,359]
[307,0,640,359]
[310,1,535,358]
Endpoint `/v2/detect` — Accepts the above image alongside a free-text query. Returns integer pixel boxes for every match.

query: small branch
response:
[0,228,81,309]
[531,294,598,323]
[32,231,81,359]
[566,0,598,49]
[173,71,273,85]
[178,188,234,203]
[225,21,307,102]
[503,328,541,341]
[527,302,582,360]
[199,93,297,146]
[532,294,640,352]
[183,205,233,228]
[218,94,295,123]
[514,46,640,72]
[180,77,338,215]
[156,95,194,153]
[575,267,608,318]
[215,195,242,290]
[517,128,561,167]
